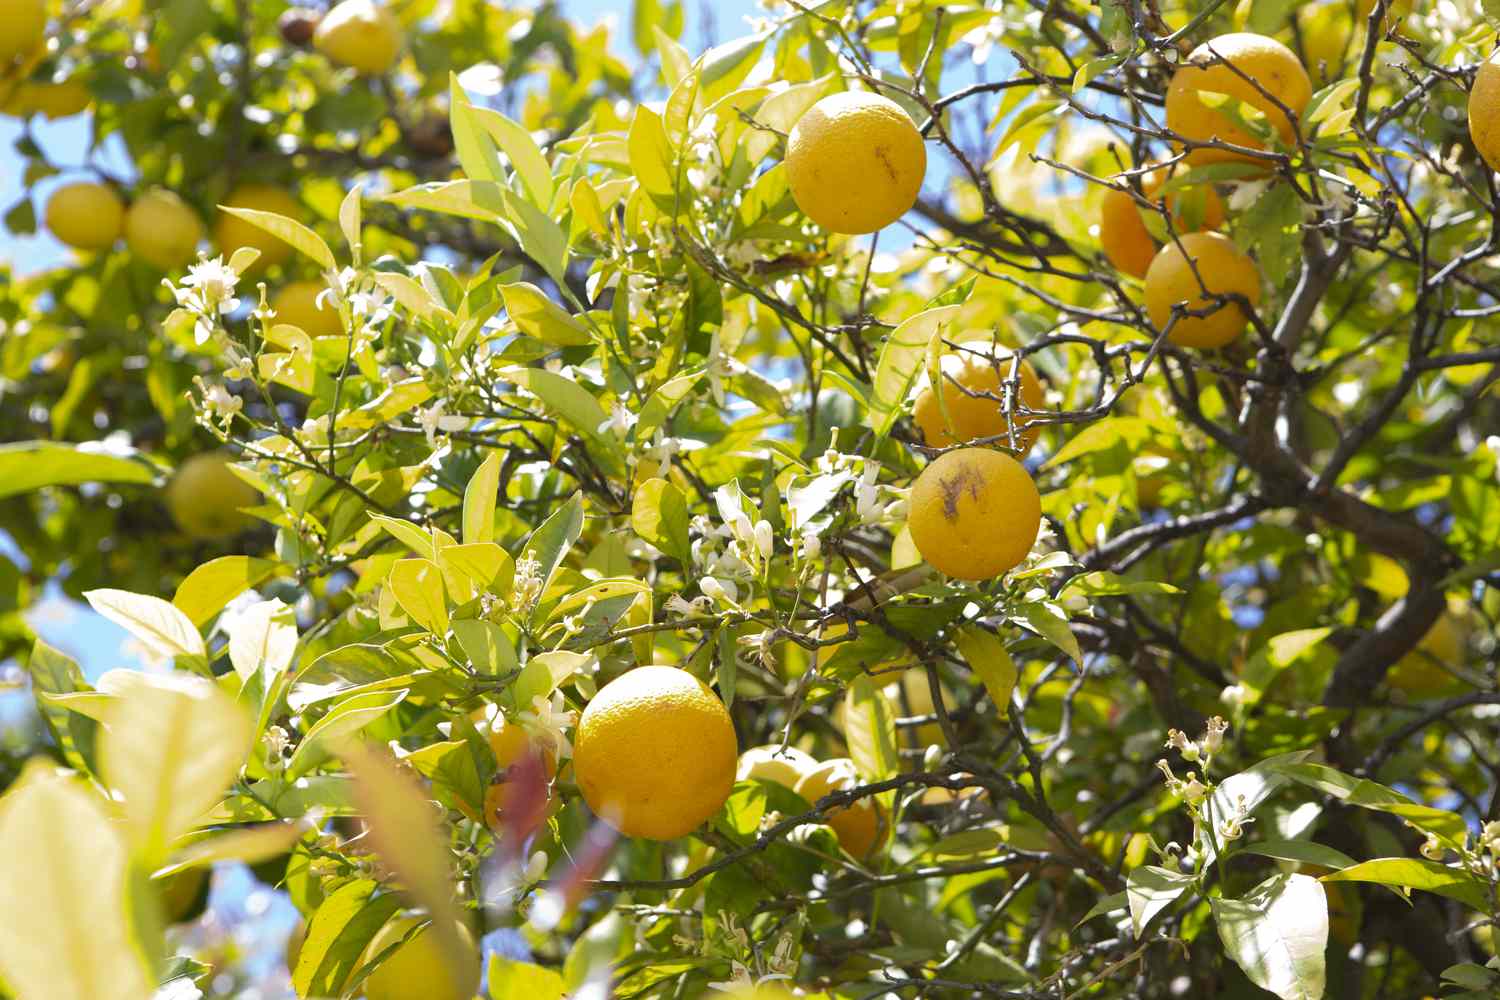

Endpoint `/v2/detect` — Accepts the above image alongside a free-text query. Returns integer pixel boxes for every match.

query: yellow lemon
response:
[271,281,341,336]
[125,188,204,271]
[1388,603,1469,697]
[1099,163,1226,278]
[362,917,480,1000]
[1165,33,1312,166]
[736,745,818,790]
[912,343,1045,454]
[793,758,886,859]
[0,0,46,64]
[573,665,738,840]
[45,181,125,251]
[214,183,301,273]
[1144,232,1262,349]
[784,90,926,234]
[907,448,1042,581]
[2,77,91,119]
[1470,52,1500,173]
[165,453,259,540]
[313,0,404,75]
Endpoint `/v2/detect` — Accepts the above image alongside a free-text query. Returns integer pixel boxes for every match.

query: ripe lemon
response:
[793,758,886,859]
[271,281,341,336]
[1099,164,1226,278]
[165,453,259,539]
[1388,603,1468,697]
[45,181,125,251]
[785,90,926,234]
[214,183,301,273]
[2,77,91,119]
[125,188,204,271]
[1470,53,1500,173]
[1165,33,1312,166]
[362,916,480,1000]
[737,745,818,790]
[912,344,1046,455]
[573,665,738,840]
[314,0,404,76]
[1298,6,1353,82]
[1144,232,1262,349]
[0,0,46,64]
[473,706,558,830]
[907,448,1042,581]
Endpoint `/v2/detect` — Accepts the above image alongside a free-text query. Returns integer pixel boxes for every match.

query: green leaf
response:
[294,880,403,999]
[172,557,281,627]
[1265,761,1470,847]
[522,493,585,597]
[368,513,437,558]
[870,304,962,441]
[488,954,565,999]
[84,588,206,661]
[513,650,591,711]
[631,478,691,564]
[1043,417,1154,469]
[504,367,621,473]
[1211,873,1326,1000]
[387,559,450,634]
[101,674,255,864]
[1060,571,1181,598]
[954,625,1017,711]
[844,675,900,782]
[452,619,518,676]
[469,105,555,209]
[0,766,155,1000]
[1235,840,1357,871]
[1009,600,1082,665]
[463,452,502,545]
[217,206,336,271]
[439,542,514,599]
[26,640,99,772]
[449,75,503,184]
[1321,858,1491,910]
[287,688,409,779]
[1126,865,1194,937]
[0,440,161,499]
[635,369,704,444]
[500,282,593,346]
[628,105,676,201]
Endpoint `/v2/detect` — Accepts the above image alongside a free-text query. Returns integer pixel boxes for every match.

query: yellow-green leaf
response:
[954,626,1017,712]
[217,206,336,271]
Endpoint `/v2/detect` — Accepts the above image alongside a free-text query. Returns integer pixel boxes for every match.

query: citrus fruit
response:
[45,181,125,251]
[1388,603,1469,697]
[912,344,1046,454]
[0,0,46,64]
[313,0,404,75]
[362,916,480,1000]
[1470,52,1500,173]
[1165,33,1312,166]
[271,281,341,337]
[888,668,957,749]
[1099,164,1226,278]
[737,745,818,790]
[2,77,91,119]
[907,448,1042,580]
[125,188,204,271]
[213,183,301,273]
[573,665,738,840]
[165,453,259,540]
[793,758,886,859]
[1144,232,1262,349]
[784,90,926,234]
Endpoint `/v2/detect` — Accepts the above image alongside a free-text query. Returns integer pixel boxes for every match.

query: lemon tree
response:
[0,2,1498,1000]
